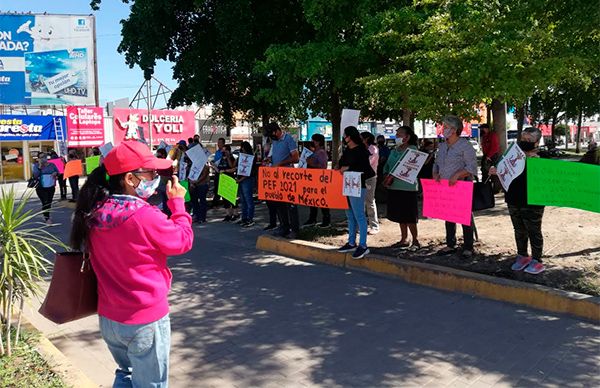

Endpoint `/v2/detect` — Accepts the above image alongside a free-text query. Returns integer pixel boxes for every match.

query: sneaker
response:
[352,246,370,259]
[236,218,247,225]
[396,241,410,250]
[368,228,380,235]
[338,243,357,253]
[302,220,316,228]
[524,259,545,275]
[408,241,422,252]
[263,224,277,231]
[462,249,473,258]
[230,215,240,222]
[244,220,256,227]
[438,246,456,255]
[318,222,331,228]
[223,216,232,222]
[511,255,533,271]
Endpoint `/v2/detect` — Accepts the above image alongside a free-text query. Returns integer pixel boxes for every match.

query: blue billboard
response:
[0,114,65,141]
[0,14,96,105]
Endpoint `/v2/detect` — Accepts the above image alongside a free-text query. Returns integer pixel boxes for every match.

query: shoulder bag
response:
[39,251,98,324]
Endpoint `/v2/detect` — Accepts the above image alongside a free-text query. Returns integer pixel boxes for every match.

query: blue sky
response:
[0,0,177,105]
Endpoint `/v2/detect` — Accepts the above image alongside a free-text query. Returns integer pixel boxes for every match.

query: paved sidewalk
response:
[24,203,600,387]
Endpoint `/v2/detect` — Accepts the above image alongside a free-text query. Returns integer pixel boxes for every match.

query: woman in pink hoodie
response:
[70,141,194,387]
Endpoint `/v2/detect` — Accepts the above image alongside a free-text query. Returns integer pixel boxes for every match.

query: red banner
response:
[112,108,195,146]
[67,106,105,147]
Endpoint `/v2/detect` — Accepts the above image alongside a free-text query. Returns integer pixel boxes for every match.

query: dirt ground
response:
[304,195,600,296]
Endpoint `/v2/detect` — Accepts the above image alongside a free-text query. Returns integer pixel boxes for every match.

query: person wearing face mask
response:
[263,122,300,238]
[360,131,380,234]
[489,127,546,274]
[433,115,478,258]
[302,133,331,228]
[383,126,421,251]
[32,152,60,224]
[70,140,193,387]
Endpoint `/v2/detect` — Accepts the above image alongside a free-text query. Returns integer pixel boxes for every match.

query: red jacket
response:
[481,132,500,159]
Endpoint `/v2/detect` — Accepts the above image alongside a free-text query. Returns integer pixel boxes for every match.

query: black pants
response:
[58,174,67,199]
[266,201,279,226]
[36,187,55,220]
[445,221,474,250]
[275,202,299,234]
[307,207,330,225]
[68,176,79,200]
[212,174,221,206]
[508,205,545,261]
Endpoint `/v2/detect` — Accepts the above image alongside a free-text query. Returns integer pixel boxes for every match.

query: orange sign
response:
[63,160,83,179]
[258,167,349,209]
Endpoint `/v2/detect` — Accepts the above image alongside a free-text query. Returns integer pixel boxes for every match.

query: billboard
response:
[0,14,96,105]
[66,106,104,147]
[0,114,65,141]
[112,108,196,146]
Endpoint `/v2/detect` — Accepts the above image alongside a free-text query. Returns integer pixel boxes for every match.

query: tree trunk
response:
[14,296,24,347]
[330,91,342,165]
[575,109,583,154]
[402,108,415,129]
[261,113,270,127]
[551,112,558,146]
[486,103,492,125]
[491,98,507,152]
[5,283,12,356]
[516,103,525,137]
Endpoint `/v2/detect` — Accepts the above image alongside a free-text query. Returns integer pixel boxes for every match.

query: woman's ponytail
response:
[70,165,111,250]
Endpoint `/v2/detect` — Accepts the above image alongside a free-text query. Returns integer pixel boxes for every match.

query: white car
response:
[469,139,482,155]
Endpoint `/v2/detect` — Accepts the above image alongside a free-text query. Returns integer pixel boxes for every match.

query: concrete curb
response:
[19,318,98,388]
[257,235,600,323]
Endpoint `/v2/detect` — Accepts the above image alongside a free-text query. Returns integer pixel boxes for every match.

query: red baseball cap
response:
[104,141,173,176]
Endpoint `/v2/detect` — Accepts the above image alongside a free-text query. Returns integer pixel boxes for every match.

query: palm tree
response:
[0,186,65,356]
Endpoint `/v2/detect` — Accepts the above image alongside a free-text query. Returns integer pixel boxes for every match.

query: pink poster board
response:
[48,158,65,174]
[421,179,473,226]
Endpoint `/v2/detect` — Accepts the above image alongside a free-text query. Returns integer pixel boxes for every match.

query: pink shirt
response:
[368,144,379,175]
[89,195,193,324]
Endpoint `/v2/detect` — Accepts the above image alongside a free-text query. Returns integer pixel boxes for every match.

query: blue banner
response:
[0,114,65,141]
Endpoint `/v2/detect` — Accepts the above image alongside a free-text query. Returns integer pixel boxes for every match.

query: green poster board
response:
[217,174,239,205]
[527,158,600,213]
[179,180,191,202]
[85,155,101,175]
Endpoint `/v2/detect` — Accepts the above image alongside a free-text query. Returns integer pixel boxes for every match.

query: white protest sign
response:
[495,142,526,191]
[340,109,360,134]
[98,142,113,157]
[188,163,204,181]
[185,145,210,168]
[236,153,254,177]
[298,148,313,169]
[178,160,188,181]
[390,148,429,184]
[343,171,362,197]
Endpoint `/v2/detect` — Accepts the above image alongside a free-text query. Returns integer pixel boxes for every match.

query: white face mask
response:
[134,175,161,199]
[443,127,455,139]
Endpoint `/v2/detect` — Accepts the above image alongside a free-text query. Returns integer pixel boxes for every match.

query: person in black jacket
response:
[337,126,375,259]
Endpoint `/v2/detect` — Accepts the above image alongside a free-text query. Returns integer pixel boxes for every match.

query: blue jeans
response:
[99,314,170,388]
[345,190,368,247]
[190,183,208,222]
[239,177,255,221]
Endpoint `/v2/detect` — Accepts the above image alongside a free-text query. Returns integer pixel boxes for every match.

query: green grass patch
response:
[0,328,66,388]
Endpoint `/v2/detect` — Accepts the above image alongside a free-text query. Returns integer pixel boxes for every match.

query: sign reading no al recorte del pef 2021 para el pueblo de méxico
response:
[258,167,349,209]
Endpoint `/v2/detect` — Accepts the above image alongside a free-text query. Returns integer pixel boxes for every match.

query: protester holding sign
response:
[32,152,59,225]
[236,142,258,227]
[302,134,331,228]
[217,145,240,222]
[263,122,300,238]
[383,126,421,251]
[361,132,380,235]
[489,127,546,274]
[433,115,478,258]
[66,151,80,202]
[70,141,193,388]
[480,124,501,183]
[337,126,375,259]
[49,151,67,201]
